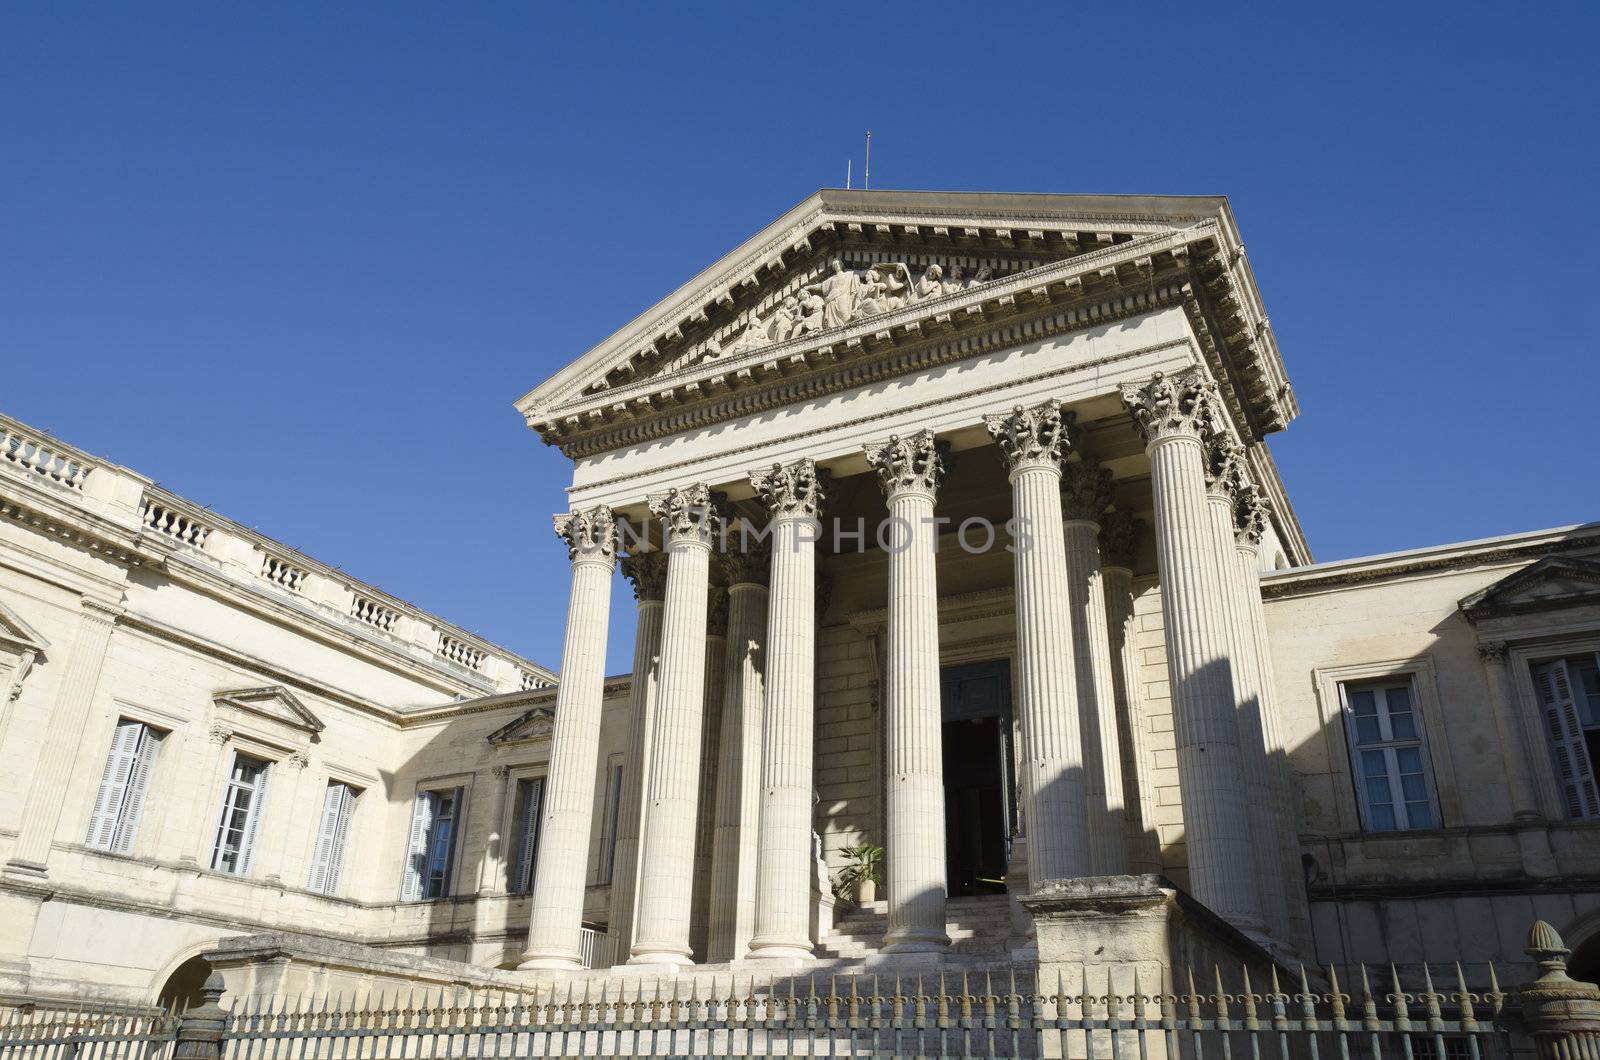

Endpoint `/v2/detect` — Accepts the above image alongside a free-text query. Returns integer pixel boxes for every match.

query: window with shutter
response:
[210,753,271,875]
[511,777,545,893]
[307,781,358,895]
[1531,657,1600,820]
[596,759,624,885]
[400,791,435,901]
[401,786,464,901]
[1340,679,1440,832]
[86,719,165,854]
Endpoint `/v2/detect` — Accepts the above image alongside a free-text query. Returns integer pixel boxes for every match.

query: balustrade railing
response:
[0,423,92,491]
[139,500,213,547]
[351,594,402,633]
[260,554,309,592]
[438,634,487,672]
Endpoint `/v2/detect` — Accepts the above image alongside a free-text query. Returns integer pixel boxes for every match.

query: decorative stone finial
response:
[749,458,827,520]
[1520,919,1600,1039]
[1099,510,1145,570]
[864,430,946,500]
[553,505,617,564]
[1120,367,1219,446]
[620,551,669,602]
[647,484,724,548]
[1060,461,1114,523]
[983,401,1077,475]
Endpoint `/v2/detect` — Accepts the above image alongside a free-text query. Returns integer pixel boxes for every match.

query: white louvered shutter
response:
[237,762,271,874]
[514,778,545,893]
[111,727,162,854]
[1534,661,1600,820]
[86,720,143,851]
[307,783,348,894]
[441,785,465,895]
[325,785,355,894]
[401,791,435,901]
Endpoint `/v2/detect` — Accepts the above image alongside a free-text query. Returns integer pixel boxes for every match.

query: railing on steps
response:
[4,920,1597,1060]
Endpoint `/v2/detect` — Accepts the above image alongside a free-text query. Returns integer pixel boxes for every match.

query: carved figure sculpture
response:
[858,263,910,316]
[804,258,864,329]
[913,264,945,302]
[727,314,772,354]
[768,295,798,342]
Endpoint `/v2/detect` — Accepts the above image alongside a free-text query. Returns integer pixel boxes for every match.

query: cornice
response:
[1261,523,1600,599]
[0,478,149,569]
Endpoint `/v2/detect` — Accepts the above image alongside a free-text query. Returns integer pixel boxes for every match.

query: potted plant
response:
[835,843,883,906]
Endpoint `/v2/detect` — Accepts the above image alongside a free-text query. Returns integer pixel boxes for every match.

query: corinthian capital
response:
[718,535,771,587]
[1060,461,1114,523]
[983,401,1077,475]
[554,505,617,564]
[1120,367,1219,447]
[620,551,669,602]
[648,484,725,548]
[1099,509,1144,570]
[1233,482,1270,547]
[750,458,827,520]
[1205,433,1249,497]
[865,430,946,501]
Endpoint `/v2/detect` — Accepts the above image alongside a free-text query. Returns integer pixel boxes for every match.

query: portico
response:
[515,190,1311,972]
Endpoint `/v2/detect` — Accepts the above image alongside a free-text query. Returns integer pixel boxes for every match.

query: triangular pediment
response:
[0,595,49,655]
[213,685,325,735]
[516,189,1282,444]
[487,705,555,746]
[1460,556,1600,620]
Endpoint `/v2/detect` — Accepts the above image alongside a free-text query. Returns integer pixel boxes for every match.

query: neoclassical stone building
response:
[3,189,1598,1007]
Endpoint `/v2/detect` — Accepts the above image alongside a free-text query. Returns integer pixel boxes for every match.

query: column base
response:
[2,859,48,882]
[626,947,694,968]
[517,951,584,971]
[744,938,814,963]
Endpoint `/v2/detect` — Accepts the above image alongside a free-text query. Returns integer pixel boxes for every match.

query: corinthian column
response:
[1099,511,1160,873]
[708,543,770,961]
[1201,436,1288,940]
[865,431,951,953]
[747,459,825,962]
[689,586,729,960]
[629,485,721,966]
[608,550,667,955]
[520,506,617,969]
[1120,368,1262,931]
[1060,461,1130,876]
[983,403,1091,886]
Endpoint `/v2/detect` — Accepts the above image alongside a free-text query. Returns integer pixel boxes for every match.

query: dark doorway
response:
[157,955,212,1011]
[941,660,1013,897]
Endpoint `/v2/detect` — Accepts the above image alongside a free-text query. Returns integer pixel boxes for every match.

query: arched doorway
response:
[157,956,212,1011]
[1570,934,1600,988]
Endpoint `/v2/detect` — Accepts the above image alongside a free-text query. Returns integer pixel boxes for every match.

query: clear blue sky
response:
[4,4,1596,678]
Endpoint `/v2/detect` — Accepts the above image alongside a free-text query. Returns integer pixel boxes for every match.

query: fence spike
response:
[1454,961,1478,1027]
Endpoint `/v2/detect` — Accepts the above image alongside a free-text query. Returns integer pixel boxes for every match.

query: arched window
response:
[157,955,212,1011]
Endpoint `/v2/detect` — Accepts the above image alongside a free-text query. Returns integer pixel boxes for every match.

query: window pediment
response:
[1460,556,1600,621]
[212,685,325,737]
[0,596,49,656]
[487,705,555,746]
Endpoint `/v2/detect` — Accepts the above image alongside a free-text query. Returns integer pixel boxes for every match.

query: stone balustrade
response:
[0,419,93,491]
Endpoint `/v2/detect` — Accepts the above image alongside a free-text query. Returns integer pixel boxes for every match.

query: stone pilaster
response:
[1201,437,1289,942]
[479,764,513,895]
[708,544,770,961]
[1230,486,1315,940]
[1120,367,1263,932]
[865,431,951,953]
[629,486,722,966]
[983,402,1092,887]
[1099,511,1160,873]
[520,506,617,969]
[607,549,668,955]
[688,585,729,960]
[4,596,120,880]
[1476,641,1544,821]
[747,459,825,962]
[1060,460,1130,876]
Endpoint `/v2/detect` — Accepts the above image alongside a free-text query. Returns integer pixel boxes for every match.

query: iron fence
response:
[0,961,1531,1060]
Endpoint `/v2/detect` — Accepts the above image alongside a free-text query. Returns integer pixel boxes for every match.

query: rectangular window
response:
[306,781,359,895]
[85,718,165,854]
[1531,655,1600,820]
[401,786,462,901]
[211,753,271,875]
[509,777,545,893]
[1341,679,1438,832]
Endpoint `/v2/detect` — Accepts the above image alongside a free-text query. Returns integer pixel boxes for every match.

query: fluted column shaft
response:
[1061,515,1129,876]
[985,403,1091,885]
[688,592,728,961]
[1101,556,1161,873]
[608,553,667,955]
[1203,478,1288,939]
[867,432,949,953]
[746,458,826,962]
[521,507,617,969]
[709,570,769,961]
[1122,369,1263,930]
[629,485,719,966]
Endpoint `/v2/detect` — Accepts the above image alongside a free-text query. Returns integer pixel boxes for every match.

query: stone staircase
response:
[815,894,1018,962]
